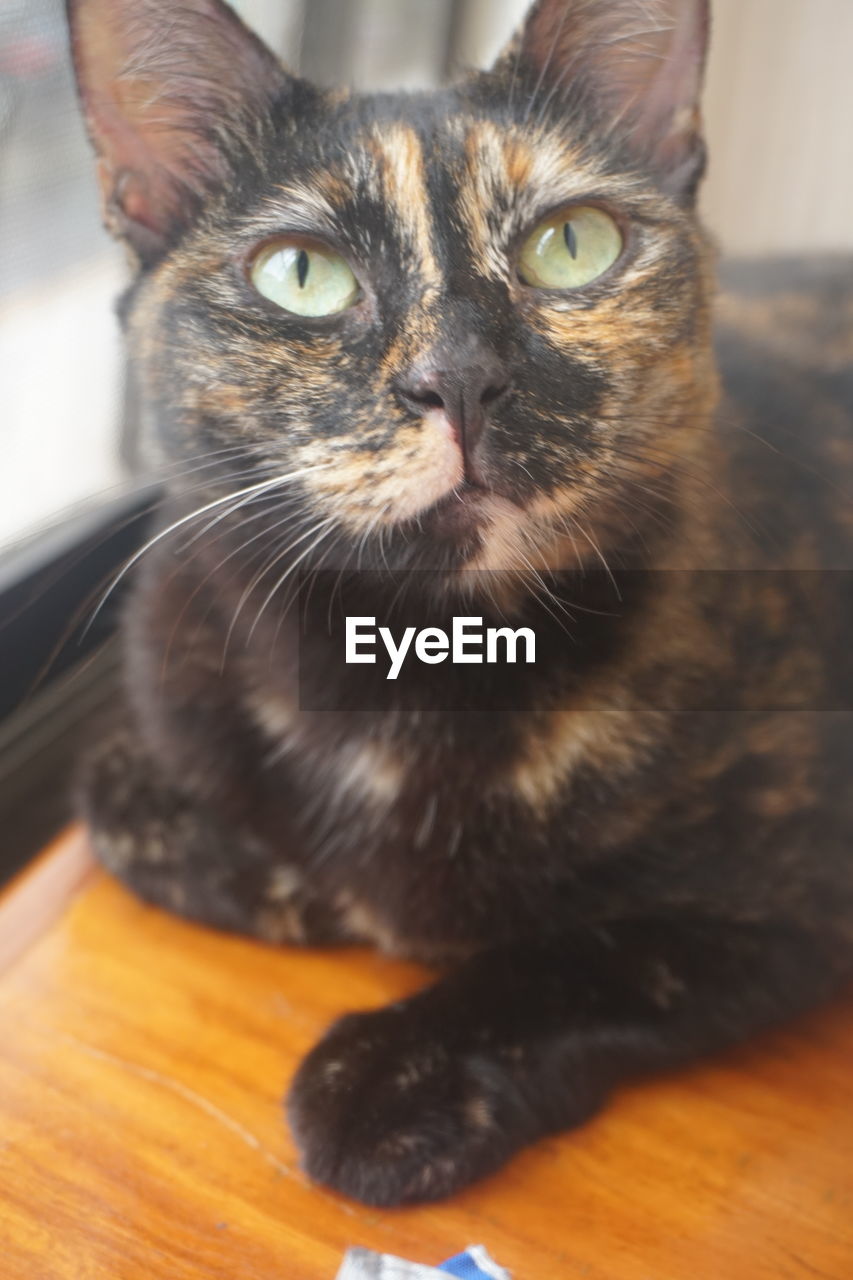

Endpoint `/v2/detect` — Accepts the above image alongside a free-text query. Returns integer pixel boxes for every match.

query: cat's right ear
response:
[66,0,293,266]
[495,0,710,202]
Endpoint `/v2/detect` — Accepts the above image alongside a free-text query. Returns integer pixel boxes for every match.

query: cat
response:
[68,0,853,1207]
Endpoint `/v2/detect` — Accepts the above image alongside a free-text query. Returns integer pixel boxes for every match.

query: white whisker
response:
[84,467,328,634]
[245,516,340,645]
[223,513,339,658]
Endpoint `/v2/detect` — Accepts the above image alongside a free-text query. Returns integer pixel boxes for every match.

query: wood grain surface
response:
[1,828,851,1279]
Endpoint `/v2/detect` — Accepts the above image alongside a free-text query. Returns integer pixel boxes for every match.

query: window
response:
[0,0,127,552]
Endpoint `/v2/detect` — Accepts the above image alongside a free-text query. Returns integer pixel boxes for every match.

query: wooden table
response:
[1,828,851,1279]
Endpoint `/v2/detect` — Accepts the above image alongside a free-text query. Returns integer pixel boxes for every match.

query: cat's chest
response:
[244,679,655,849]
[247,686,484,817]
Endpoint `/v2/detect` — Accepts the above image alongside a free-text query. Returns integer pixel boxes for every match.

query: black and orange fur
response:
[69,0,853,1206]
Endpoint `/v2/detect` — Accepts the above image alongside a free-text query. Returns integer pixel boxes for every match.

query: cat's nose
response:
[395,347,510,459]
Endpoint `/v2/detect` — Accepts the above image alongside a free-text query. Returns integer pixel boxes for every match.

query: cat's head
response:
[68,0,717,581]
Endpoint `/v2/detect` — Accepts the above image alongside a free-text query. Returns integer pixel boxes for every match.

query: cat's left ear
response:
[66,0,294,266]
[496,0,711,202]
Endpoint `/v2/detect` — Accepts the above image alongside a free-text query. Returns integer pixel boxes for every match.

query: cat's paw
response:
[286,1002,538,1206]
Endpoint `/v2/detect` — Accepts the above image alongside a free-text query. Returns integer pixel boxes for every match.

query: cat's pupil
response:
[297,249,310,289]
[564,222,579,260]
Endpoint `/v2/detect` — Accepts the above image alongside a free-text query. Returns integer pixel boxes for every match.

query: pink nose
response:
[395,348,510,460]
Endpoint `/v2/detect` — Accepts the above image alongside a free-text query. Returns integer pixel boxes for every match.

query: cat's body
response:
[70,0,853,1205]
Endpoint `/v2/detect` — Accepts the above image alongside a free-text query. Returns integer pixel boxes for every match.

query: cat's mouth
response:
[423,480,524,542]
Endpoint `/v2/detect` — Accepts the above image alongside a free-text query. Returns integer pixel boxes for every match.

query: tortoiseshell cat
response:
[69,0,853,1206]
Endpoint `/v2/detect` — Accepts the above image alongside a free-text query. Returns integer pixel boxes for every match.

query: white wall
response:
[703,0,853,255]
[231,0,305,64]
[451,0,531,69]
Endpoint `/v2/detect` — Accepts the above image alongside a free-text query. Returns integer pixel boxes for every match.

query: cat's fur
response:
[69,0,853,1206]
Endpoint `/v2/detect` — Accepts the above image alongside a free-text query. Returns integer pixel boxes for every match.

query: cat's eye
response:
[518,206,623,290]
[250,239,360,316]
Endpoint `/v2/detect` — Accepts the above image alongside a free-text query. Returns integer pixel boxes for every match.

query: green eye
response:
[518,206,623,290]
[250,240,360,316]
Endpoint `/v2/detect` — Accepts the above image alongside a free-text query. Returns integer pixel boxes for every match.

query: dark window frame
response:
[0,488,155,883]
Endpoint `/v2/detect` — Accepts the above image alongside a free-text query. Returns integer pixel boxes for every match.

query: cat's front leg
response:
[287,917,839,1206]
[81,730,348,946]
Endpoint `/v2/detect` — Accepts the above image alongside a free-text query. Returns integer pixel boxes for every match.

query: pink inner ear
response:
[88,86,195,238]
[629,1,709,159]
[112,168,180,238]
[511,0,709,184]
[69,0,288,255]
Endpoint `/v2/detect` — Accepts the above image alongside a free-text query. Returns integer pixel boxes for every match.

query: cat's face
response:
[71,0,716,580]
